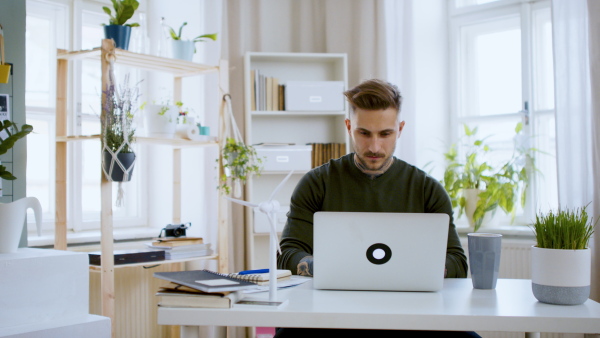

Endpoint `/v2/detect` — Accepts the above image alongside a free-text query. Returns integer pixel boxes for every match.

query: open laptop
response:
[313,212,449,292]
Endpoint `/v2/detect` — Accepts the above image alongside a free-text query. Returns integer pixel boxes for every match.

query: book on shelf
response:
[226,269,292,286]
[156,286,242,308]
[154,269,258,293]
[146,242,211,252]
[165,249,213,260]
[88,249,165,266]
[310,143,347,168]
[151,236,204,247]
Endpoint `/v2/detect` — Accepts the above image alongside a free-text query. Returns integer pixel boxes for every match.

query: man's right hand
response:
[297,255,314,276]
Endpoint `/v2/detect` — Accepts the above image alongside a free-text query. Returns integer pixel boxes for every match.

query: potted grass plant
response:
[167,22,217,61]
[102,0,140,50]
[441,123,535,231]
[530,205,595,305]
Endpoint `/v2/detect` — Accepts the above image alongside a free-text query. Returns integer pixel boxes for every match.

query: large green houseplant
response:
[441,123,534,231]
[530,205,595,305]
[0,120,33,184]
[102,0,140,50]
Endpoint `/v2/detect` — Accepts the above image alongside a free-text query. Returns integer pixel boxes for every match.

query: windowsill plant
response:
[441,123,536,232]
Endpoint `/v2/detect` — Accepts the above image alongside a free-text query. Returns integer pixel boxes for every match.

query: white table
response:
[158,278,600,337]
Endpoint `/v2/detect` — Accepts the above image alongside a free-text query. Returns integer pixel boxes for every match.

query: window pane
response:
[25,15,52,107]
[25,114,54,219]
[460,16,522,116]
[533,113,558,211]
[455,0,501,8]
[532,8,554,111]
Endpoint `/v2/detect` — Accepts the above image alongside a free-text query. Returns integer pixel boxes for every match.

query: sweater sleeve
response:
[425,176,468,278]
[277,170,323,273]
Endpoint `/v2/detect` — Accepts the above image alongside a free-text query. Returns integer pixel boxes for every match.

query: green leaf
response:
[515,122,523,133]
[193,33,218,43]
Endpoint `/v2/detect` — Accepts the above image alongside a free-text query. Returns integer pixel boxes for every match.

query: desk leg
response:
[525,333,540,338]
[179,325,227,338]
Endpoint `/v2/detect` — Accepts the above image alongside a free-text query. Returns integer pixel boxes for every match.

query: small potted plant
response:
[218,138,263,196]
[102,75,139,182]
[167,22,217,61]
[441,123,535,231]
[530,205,595,305]
[102,0,140,50]
[141,100,178,138]
[0,120,33,185]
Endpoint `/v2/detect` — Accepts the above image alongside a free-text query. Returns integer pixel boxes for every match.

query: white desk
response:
[158,278,600,337]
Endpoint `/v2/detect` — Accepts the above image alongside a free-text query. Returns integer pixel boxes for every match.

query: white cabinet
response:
[243,52,348,268]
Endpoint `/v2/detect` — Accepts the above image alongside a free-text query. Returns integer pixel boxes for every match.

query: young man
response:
[276,79,478,338]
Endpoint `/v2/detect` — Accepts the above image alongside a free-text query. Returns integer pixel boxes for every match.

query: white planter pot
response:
[531,246,591,305]
[170,40,194,61]
[463,189,495,230]
[144,104,178,138]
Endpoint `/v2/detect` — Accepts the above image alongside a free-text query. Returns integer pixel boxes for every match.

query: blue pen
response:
[238,269,269,275]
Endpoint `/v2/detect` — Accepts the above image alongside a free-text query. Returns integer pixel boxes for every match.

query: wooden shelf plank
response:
[56,134,218,148]
[88,254,219,272]
[57,47,218,77]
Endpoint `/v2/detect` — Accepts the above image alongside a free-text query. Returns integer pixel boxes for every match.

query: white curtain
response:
[222,0,416,272]
[552,0,600,301]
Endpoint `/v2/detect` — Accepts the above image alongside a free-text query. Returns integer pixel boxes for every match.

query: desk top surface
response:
[158,278,600,333]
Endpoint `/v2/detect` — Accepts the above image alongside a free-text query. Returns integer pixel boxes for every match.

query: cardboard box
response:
[256,144,312,172]
[285,81,345,111]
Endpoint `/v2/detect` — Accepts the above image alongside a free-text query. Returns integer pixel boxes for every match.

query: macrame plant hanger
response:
[221,94,246,198]
[101,51,136,206]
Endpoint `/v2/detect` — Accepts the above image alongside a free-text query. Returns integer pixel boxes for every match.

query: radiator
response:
[461,236,584,338]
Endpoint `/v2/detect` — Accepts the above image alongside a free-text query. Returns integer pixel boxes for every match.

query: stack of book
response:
[154,269,258,308]
[251,69,285,111]
[146,237,212,260]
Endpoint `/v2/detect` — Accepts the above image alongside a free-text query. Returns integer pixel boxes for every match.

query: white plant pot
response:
[144,104,178,138]
[531,246,591,305]
[0,197,42,253]
[463,189,495,229]
[170,40,194,61]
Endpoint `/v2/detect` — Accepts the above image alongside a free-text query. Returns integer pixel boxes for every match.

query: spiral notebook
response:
[313,212,450,292]
[153,270,258,293]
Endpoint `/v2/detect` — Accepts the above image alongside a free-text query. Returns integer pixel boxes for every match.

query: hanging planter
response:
[218,95,263,197]
[102,151,135,182]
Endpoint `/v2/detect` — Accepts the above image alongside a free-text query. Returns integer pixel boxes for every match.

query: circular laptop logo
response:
[366,243,392,265]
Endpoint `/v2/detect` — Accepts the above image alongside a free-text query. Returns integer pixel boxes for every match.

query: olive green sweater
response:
[277,153,468,278]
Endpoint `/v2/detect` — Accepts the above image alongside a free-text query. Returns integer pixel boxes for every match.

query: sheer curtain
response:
[222,0,416,272]
[552,0,600,301]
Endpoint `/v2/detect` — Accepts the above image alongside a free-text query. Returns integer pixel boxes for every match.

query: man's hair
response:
[343,79,402,114]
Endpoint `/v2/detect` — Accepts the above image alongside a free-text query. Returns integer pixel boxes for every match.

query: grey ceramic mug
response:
[468,233,502,289]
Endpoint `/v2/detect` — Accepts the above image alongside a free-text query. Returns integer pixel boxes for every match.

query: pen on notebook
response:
[238,269,269,275]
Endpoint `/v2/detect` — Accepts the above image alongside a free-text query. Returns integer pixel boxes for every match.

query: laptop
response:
[313,212,449,292]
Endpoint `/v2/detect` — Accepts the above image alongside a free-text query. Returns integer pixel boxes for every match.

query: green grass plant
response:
[531,205,595,250]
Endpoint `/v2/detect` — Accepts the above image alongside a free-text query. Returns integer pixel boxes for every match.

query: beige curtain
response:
[587,0,600,303]
[221,0,401,274]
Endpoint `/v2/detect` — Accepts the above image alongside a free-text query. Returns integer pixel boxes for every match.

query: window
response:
[26,0,146,236]
[449,0,558,225]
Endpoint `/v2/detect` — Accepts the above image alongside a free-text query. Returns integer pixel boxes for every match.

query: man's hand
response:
[297,256,314,276]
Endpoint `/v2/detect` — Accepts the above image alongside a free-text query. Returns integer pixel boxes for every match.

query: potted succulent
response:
[0,120,33,186]
[102,0,140,50]
[101,76,139,182]
[218,137,263,196]
[141,100,178,138]
[441,123,535,231]
[167,22,217,61]
[530,205,595,305]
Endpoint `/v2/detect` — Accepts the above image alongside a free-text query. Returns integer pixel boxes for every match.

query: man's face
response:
[345,107,405,171]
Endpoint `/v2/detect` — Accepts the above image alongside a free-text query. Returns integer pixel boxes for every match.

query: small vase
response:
[0,197,42,253]
[170,40,194,61]
[531,246,590,305]
[103,151,136,182]
[104,25,132,50]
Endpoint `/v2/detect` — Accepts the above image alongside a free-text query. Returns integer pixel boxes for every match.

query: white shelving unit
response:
[243,52,348,269]
[55,39,229,337]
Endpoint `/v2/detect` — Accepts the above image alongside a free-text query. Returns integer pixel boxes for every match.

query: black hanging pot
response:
[104,25,132,50]
[103,151,135,182]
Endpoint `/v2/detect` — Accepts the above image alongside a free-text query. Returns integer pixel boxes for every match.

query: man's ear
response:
[397,121,406,138]
[345,118,352,134]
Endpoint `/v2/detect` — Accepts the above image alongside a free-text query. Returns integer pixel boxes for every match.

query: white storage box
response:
[285,81,345,111]
[256,144,312,172]
[254,205,289,233]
